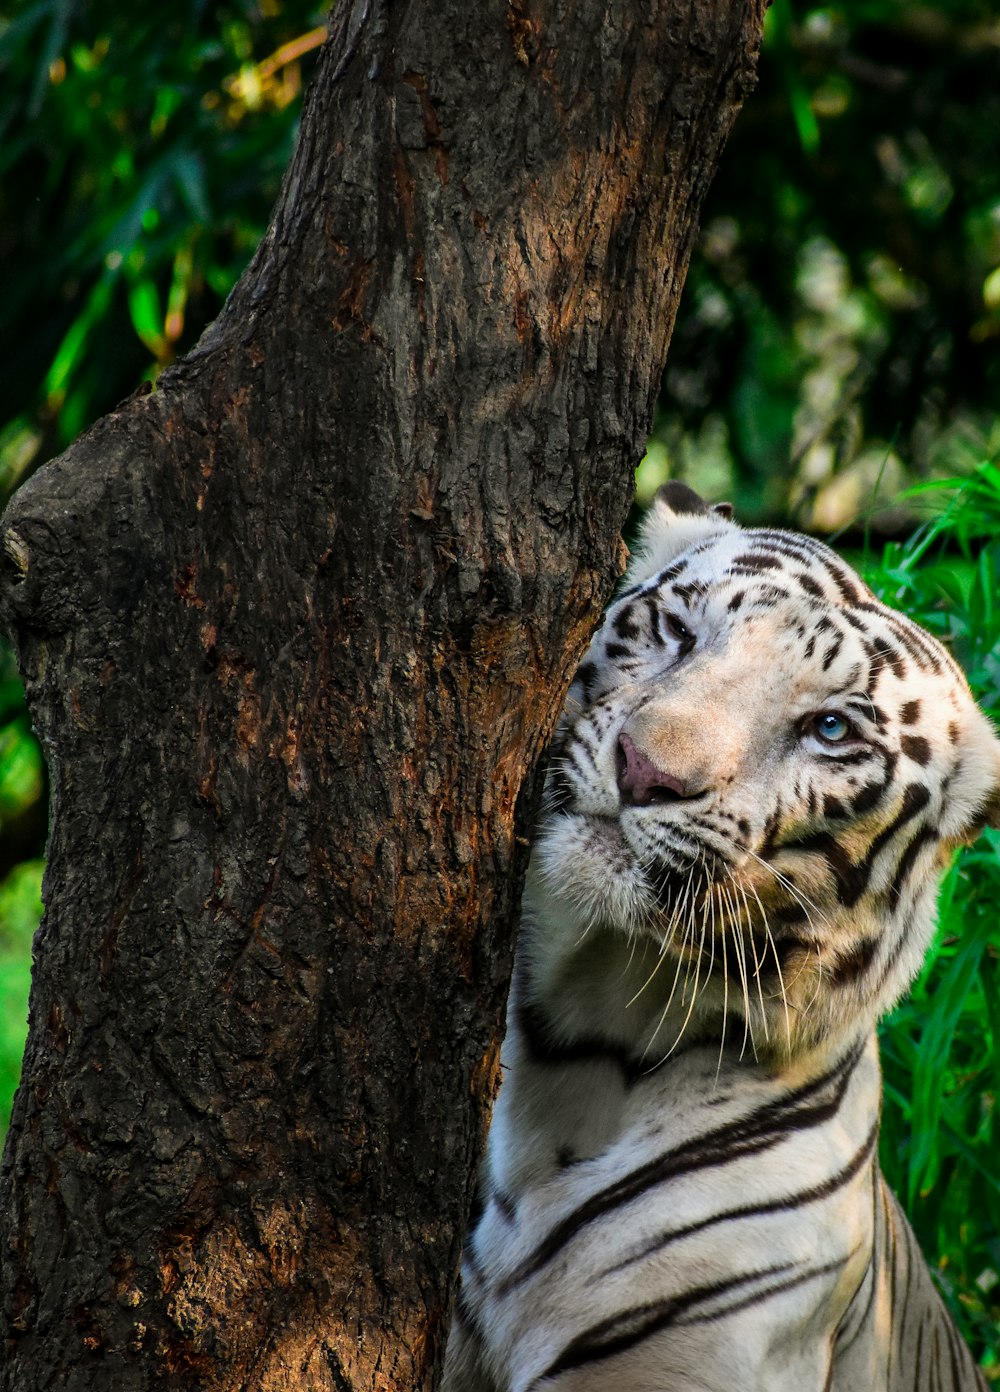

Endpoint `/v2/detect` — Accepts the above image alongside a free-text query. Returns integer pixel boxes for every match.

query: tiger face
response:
[535,484,1000,1060]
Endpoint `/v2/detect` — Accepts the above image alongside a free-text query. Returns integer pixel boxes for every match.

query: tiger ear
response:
[625,482,738,588]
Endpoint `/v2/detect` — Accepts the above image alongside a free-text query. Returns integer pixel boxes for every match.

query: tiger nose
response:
[617,733,690,805]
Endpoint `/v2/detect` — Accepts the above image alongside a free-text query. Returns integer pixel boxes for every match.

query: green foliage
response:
[0,0,997,1372]
[646,0,1000,530]
[0,860,43,1134]
[868,463,1000,1370]
[0,0,326,504]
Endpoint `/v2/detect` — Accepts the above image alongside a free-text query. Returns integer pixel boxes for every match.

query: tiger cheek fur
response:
[444,487,1000,1392]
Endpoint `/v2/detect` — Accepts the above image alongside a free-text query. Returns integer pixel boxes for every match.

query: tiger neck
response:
[497,878,881,1202]
[515,868,874,1085]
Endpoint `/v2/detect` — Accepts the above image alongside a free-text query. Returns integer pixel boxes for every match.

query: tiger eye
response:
[814,712,852,743]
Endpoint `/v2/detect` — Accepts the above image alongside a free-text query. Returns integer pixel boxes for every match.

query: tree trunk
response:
[0,3,765,1388]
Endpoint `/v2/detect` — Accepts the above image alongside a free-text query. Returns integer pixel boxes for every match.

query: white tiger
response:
[443,483,1000,1392]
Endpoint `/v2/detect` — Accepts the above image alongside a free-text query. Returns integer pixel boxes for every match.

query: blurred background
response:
[0,0,998,1369]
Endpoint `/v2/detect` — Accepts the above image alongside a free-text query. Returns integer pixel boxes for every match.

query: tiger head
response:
[535,483,1000,1061]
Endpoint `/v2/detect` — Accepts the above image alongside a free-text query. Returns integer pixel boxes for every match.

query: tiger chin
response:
[444,483,1000,1392]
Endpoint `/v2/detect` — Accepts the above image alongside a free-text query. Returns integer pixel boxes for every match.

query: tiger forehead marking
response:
[539,500,1000,1060]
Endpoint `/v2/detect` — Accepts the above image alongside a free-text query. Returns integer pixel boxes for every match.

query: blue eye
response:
[812,712,853,744]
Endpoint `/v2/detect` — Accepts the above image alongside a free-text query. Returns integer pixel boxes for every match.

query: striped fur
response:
[444,486,1000,1392]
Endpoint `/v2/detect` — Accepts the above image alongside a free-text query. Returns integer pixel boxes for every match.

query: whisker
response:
[715,881,735,1084]
[734,842,822,928]
[735,877,770,1045]
[640,889,694,1055]
[643,864,703,1066]
[728,880,755,1062]
[627,880,682,1006]
[704,867,718,991]
[803,943,826,1017]
[740,871,794,1054]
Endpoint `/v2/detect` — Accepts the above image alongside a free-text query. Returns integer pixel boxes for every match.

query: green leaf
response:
[0,860,43,1133]
[126,276,164,355]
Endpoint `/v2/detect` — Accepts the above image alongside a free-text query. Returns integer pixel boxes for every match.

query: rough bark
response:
[0,2,765,1388]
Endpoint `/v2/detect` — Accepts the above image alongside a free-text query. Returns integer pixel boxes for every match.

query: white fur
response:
[444,496,998,1392]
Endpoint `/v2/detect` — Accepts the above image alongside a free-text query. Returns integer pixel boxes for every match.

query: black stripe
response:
[747,532,827,566]
[885,1182,898,1386]
[676,1251,854,1327]
[533,1255,852,1388]
[544,764,575,814]
[613,605,640,639]
[732,552,784,572]
[913,1312,925,1386]
[575,726,602,763]
[574,660,598,699]
[563,744,593,786]
[944,1313,963,1389]
[834,1245,876,1355]
[597,1117,879,1278]
[887,825,936,908]
[850,776,890,816]
[897,1204,916,1380]
[900,734,931,767]
[516,998,646,1086]
[466,1181,485,1235]
[653,561,688,586]
[864,781,928,864]
[776,779,928,910]
[463,1238,487,1292]
[644,596,665,644]
[816,556,865,604]
[774,829,870,907]
[842,610,871,635]
[771,900,810,927]
[865,637,907,681]
[883,610,947,676]
[455,1279,487,1343]
[796,572,826,600]
[833,935,880,985]
[749,928,807,977]
[493,1188,517,1222]
[892,624,942,676]
[500,1040,865,1294]
[943,1292,986,1387]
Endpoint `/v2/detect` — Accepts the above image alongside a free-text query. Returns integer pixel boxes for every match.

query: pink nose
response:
[617,733,688,805]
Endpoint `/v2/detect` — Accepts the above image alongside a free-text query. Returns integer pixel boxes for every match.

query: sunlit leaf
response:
[0,859,43,1133]
[126,276,166,357]
[0,717,43,817]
